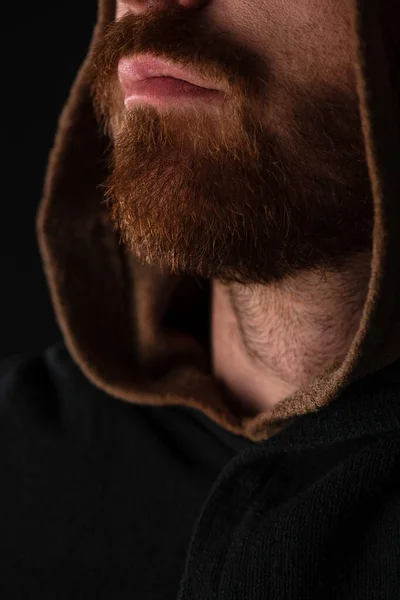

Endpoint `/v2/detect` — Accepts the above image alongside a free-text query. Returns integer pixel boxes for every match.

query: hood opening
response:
[36,0,400,441]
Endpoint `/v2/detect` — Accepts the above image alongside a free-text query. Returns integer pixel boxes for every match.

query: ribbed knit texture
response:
[1,343,399,599]
[178,364,400,599]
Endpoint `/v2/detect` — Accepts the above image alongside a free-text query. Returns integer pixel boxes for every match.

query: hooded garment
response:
[1,0,400,598]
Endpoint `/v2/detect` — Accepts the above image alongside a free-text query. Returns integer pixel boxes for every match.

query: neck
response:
[211,253,371,416]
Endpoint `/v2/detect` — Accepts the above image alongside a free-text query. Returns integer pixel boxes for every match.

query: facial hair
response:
[89,8,373,285]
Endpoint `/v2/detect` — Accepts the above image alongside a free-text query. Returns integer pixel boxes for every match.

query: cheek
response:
[211,0,355,90]
[115,2,128,20]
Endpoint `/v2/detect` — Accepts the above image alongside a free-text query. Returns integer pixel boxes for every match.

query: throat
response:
[210,253,371,415]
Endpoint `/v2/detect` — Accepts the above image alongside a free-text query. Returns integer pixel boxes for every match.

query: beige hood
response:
[36,0,400,441]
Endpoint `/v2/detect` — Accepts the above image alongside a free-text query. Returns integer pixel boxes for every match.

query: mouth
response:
[117,55,226,108]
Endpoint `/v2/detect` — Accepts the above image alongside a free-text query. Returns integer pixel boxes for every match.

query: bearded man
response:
[0,1,399,599]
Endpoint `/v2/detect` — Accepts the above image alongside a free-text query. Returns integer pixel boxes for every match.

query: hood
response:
[36,0,400,442]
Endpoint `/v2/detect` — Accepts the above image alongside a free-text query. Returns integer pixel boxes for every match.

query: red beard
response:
[89,8,373,284]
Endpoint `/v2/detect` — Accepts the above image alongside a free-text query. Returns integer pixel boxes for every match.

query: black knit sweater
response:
[1,342,399,599]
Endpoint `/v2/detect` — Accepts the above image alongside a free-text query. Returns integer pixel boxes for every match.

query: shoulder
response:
[0,341,106,448]
[0,341,84,416]
[0,341,230,457]
[1,343,58,398]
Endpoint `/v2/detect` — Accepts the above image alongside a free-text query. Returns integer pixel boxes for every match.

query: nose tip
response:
[119,0,209,15]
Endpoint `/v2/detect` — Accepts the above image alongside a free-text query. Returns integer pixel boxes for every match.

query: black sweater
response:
[0,341,399,599]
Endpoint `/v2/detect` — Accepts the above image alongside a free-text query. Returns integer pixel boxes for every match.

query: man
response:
[0,0,399,598]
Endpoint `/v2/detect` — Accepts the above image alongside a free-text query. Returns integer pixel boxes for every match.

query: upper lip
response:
[117,54,224,95]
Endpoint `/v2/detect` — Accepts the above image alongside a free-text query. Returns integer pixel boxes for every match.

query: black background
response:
[2,1,98,359]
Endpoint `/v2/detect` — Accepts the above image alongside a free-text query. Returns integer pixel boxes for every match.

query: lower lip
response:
[124,76,222,108]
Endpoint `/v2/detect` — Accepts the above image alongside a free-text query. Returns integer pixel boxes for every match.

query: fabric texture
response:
[0,343,253,599]
[35,0,400,441]
[1,341,399,599]
[0,0,399,598]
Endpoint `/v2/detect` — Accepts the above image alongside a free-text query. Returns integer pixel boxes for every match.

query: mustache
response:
[88,7,266,108]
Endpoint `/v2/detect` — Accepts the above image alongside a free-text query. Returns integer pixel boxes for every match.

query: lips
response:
[117,55,224,107]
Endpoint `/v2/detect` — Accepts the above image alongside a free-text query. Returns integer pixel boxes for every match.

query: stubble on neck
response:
[211,251,371,416]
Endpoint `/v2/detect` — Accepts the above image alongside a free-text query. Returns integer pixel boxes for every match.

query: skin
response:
[111,0,371,415]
